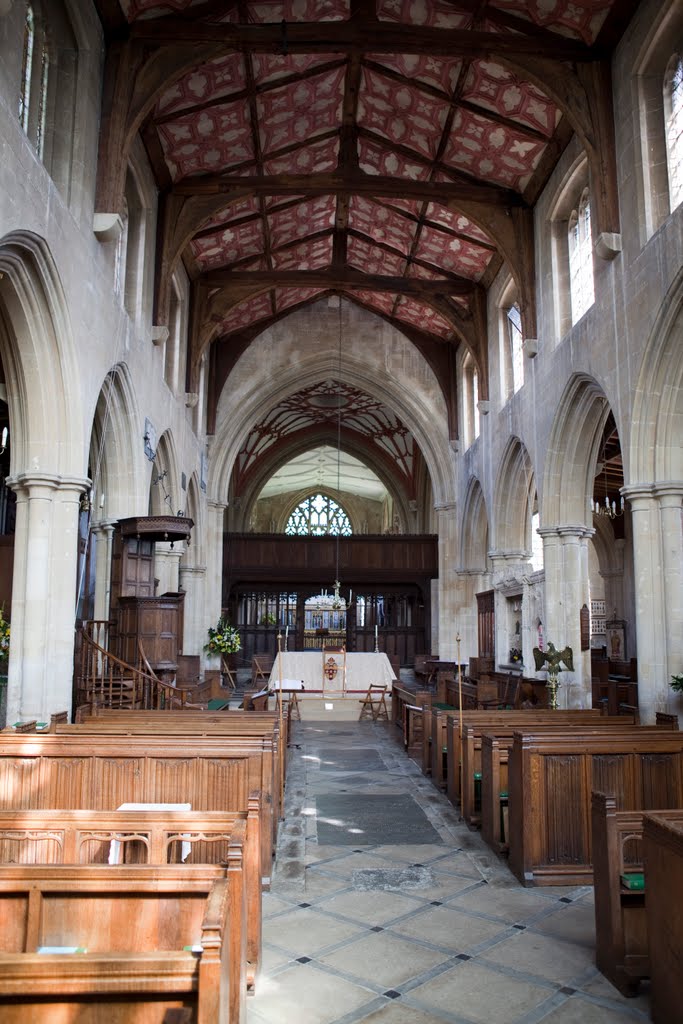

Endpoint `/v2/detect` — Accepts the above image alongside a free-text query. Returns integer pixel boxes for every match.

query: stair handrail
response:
[136,639,202,710]
[77,627,160,713]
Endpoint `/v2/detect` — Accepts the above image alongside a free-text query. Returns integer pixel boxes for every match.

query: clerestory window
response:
[665,54,683,210]
[568,188,595,324]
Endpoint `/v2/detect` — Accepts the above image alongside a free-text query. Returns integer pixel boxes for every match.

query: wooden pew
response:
[0,805,262,988]
[391,683,431,756]
[482,712,679,856]
[444,709,607,808]
[0,862,245,1024]
[0,733,278,889]
[643,812,683,1023]
[507,729,683,886]
[591,793,683,997]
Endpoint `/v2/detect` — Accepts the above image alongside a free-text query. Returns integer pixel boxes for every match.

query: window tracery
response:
[568,188,594,323]
[506,303,524,396]
[285,493,352,536]
[665,54,683,210]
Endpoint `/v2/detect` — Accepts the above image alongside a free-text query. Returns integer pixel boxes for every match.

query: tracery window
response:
[18,5,34,133]
[665,54,683,210]
[18,3,49,159]
[506,303,524,395]
[462,353,480,447]
[285,493,352,536]
[568,188,594,323]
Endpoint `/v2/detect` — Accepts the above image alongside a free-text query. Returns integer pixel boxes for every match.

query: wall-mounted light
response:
[0,426,7,454]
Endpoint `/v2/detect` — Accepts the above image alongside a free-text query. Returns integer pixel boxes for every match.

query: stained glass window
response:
[285,493,352,536]
[665,55,683,210]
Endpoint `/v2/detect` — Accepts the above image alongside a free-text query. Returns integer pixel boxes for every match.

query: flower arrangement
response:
[0,607,10,662]
[260,612,277,626]
[205,618,241,656]
[671,674,683,694]
[509,647,523,664]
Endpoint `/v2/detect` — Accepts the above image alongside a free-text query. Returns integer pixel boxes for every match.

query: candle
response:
[374,625,378,639]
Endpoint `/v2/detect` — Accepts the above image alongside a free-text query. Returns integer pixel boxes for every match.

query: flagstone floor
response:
[247,717,652,1024]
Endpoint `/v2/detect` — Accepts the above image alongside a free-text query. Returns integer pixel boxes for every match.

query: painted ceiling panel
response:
[201,197,262,233]
[268,197,336,249]
[190,219,265,270]
[157,54,246,118]
[218,293,274,336]
[275,287,326,312]
[462,61,560,138]
[257,67,346,157]
[424,204,493,247]
[490,0,612,44]
[395,297,453,339]
[357,138,431,181]
[442,108,546,190]
[376,0,471,30]
[352,290,398,317]
[413,224,492,280]
[252,53,342,86]
[248,0,349,22]
[349,197,416,255]
[157,99,255,179]
[271,237,333,270]
[366,53,462,96]
[358,68,447,161]
[347,236,406,278]
[263,136,340,176]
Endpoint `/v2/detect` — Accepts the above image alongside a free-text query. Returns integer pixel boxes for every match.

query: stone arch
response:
[209,304,456,512]
[459,476,489,572]
[183,473,203,567]
[0,231,82,477]
[149,430,182,518]
[492,436,536,554]
[87,363,143,523]
[542,373,614,528]
[631,266,683,486]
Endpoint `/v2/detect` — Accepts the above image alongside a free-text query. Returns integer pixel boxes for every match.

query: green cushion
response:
[432,702,459,711]
[207,699,231,710]
[621,873,645,891]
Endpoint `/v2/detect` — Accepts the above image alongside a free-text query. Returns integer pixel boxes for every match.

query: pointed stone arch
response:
[492,436,536,555]
[0,231,82,477]
[183,472,203,567]
[149,430,182,519]
[542,373,613,529]
[87,363,143,522]
[459,476,489,572]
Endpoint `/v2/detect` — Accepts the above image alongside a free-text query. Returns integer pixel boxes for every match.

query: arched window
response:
[19,4,35,134]
[462,353,480,447]
[568,188,594,323]
[18,2,49,158]
[665,54,683,210]
[285,494,352,536]
[506,303,524,395]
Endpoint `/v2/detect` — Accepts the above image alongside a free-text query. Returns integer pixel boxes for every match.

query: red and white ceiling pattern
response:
[121,0,618,343]
[234,380,416,492]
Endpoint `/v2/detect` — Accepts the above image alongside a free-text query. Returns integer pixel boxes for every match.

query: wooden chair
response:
[252,656,271,687]
[220,656,237,690]
[359,684,389,722]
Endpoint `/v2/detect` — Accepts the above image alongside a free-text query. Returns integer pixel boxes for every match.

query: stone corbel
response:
[185,392,199,408]
[93,213,123,243]
[152,326,169,346]
[477,400,491,416]
[523,338,538,358]
[595,232,622,261]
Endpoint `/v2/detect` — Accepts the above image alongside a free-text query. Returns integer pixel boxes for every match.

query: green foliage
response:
[509,647,522,664]
[0,607,10,660]
[205,618,241,655]
[671,674,683,694]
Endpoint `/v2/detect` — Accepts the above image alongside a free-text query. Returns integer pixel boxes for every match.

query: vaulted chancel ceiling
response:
[94,0,633,505]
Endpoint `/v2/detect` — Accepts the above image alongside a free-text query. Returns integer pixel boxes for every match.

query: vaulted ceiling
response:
[94,0,634,505]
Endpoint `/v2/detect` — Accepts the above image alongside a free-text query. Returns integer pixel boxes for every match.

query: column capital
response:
[537,524,594,540]
[6,473,91,500]
[179,565,207,578]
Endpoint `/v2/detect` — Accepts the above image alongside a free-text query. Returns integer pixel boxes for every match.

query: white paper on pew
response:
[38,946,86,954]
[110,803,192,864]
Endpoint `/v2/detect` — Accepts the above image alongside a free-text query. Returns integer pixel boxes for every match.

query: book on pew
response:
[620,873,645,890]
[37,946,87,954]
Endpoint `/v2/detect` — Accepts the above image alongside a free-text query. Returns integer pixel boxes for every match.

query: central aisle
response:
[247,719,651,1024]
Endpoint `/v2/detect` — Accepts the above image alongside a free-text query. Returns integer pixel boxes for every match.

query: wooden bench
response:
[482,712,679,855]
[643,812,683,1023]
[0,805,262,988]
[391,683,432,756]
[0,733,278,888]
[507,729,683,886]
[444,709,607,809]
[0,863,245,1024]
[591,792,683,997]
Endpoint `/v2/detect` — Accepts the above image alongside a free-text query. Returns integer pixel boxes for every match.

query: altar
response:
[268,651,395,693]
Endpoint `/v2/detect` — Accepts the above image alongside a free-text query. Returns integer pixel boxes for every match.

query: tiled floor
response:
[248,717,652,1024]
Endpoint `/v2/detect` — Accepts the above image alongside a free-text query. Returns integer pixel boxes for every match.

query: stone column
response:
[204,501,227,667]
[91,521,115,623]
[434,502,458,661]
[5,473,88,723]
[179,564,207,655]
[538,524,594,708]
[624,485,683,722]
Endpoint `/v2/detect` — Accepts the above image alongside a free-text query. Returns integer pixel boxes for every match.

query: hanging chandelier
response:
[332,298,343,606]
[592,428,624,519]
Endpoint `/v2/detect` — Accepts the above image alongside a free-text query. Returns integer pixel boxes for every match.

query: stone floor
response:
[247,716,652,1024]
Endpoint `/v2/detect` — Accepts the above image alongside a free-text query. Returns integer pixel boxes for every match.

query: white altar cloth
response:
[268,652,395,692]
